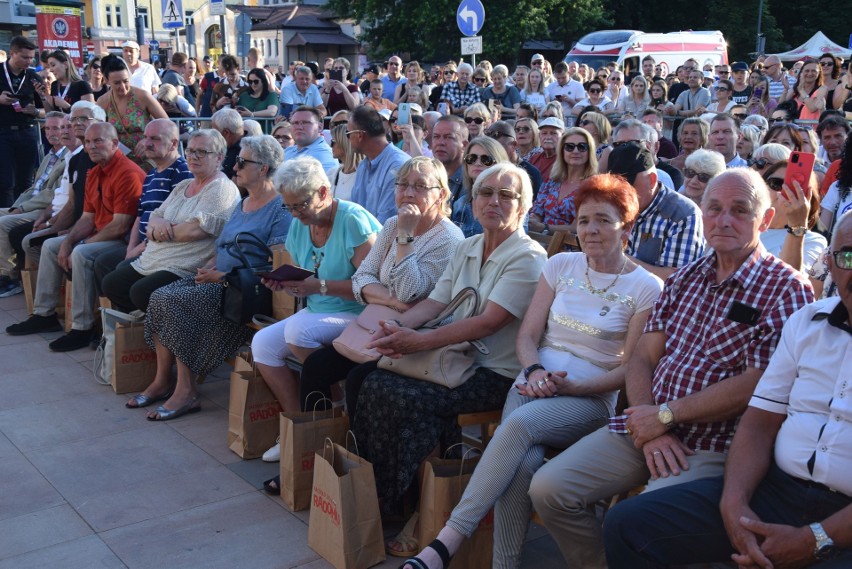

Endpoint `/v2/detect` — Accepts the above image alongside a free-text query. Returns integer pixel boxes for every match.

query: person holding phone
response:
[40,50,94,113]
[235,68,279,120]
[320,57,360,116]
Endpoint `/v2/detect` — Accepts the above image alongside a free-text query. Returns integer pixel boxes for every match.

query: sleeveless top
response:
[107,89,149,168]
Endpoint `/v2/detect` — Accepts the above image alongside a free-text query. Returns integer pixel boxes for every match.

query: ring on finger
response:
[653,451,662,455]
[537,380,545,388]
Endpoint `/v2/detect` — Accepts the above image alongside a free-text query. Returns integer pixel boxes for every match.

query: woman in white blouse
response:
[328,124,364,201]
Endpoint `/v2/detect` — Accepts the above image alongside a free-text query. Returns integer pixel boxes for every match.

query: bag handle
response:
[322,436,335,467]
[441,443,483,492]
[345,430,360,457]
[306,391,337,421]
[224,232,274,271]
[421,286,480,329]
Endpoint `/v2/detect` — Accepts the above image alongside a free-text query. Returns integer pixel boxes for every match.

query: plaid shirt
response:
[441,81,481,109]
[626,184,705,268]
[609,246,813,452]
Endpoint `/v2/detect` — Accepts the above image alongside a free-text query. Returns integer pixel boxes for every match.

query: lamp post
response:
[755,0,765,55]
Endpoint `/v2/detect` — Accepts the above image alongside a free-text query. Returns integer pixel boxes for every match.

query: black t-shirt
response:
[69,149,96,222]
[731,86,752,105]
[0,62,43,127]
[50,80,93,109]
[668,82,689,103]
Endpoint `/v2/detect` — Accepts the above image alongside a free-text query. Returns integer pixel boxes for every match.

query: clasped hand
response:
[366,320,426,358]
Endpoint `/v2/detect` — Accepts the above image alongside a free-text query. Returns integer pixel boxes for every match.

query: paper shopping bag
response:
[112,320,157,394]
[279,406,349,511]
[418,452,493,569]
[272,248,297,320]
[308,438,385,569]
[227,361,283,459]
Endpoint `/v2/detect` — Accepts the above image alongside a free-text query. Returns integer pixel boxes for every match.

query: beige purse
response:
[332,304,402,364]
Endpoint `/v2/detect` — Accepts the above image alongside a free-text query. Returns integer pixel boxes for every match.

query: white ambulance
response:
[565,29,728,77]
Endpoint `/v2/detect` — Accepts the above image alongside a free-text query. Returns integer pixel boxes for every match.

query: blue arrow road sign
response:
[456,0,485,37]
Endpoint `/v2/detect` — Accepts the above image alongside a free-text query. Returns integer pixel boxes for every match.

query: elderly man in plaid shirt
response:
[527,167,814,569]
[440,62,481,116]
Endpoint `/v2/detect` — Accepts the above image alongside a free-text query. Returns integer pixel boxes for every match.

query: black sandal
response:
[399,538,451,569]
[262,475,280,495]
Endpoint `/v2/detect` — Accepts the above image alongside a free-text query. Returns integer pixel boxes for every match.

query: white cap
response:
[538,117,565,130]
[531,53,545,62]
[122,40,140,50]
[410,103,423,114]
[378,109,392,120]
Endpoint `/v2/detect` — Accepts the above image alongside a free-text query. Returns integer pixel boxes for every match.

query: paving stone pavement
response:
[0,293,564,568]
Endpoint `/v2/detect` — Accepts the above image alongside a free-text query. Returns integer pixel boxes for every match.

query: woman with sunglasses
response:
[530,128,597,234]
[463,103,492,140]
[454,136,510,237]
[328,124,365,201]
[85,56,108,100]
[132,132,279,420]
[577,111,612,159]
[514,117,541,161]
[816,55,841,105]
[235,67,279,119]
[571,79,613,118]
[749,142,791,177]
[707,79,736,113]
[761,160,826,275]
[521,68,547,113]
[616,75,651,118]
[678,148,726,205]
[669,117,709,172]
[780,59,827,122]
[40,50,94,113]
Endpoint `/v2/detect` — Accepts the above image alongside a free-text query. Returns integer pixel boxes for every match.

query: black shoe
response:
[48,328,95,352]
[6,314,63,336]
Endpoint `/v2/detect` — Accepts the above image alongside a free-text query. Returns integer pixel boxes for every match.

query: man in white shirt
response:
[545,61,586,118]
[122,41,161,94]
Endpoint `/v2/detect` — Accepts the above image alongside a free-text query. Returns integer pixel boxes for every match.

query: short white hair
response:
[457,63,473,75]
[273,157,330,200]
[70,100,105,121]
[471,162,534,216]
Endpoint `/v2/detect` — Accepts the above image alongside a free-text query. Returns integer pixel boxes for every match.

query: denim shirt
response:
[349,142,409,223]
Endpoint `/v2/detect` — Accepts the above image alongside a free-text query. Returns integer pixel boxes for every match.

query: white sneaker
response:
[262,440,280,462]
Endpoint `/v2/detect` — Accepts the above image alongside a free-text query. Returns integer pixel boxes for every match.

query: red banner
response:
[35,5,84,68]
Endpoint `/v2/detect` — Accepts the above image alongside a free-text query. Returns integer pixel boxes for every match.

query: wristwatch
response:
[658,403,675,429]
[785,224,807,237]
[319,279,328,295]
[523,363,545,380]
[396,234,414,245]
[809,522,835,560]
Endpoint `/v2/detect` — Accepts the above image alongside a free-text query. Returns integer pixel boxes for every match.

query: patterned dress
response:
[107,89,149,168]
[532,179,577,226]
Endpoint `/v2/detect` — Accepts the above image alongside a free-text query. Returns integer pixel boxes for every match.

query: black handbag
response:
[221,232,274,325]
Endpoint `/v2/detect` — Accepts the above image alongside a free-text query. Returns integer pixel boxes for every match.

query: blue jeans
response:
[0,126,40,207]
[604,463,852,568]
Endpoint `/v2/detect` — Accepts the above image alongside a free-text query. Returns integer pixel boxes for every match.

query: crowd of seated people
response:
[2,35,851,567]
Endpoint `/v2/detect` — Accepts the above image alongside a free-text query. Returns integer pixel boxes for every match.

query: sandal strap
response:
[428,539,451,569]
[399,557,429,569]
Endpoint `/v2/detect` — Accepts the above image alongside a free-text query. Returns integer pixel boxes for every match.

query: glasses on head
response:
[345,129,364,138]
[765,177,785,192]
[464,116,486,125]
[274,134,292,142]
[281,194,315,212]
[464,153,496,166]
[563,142,589,153]
[683,168,713,183]
[185,148,216,159]
[331,120,349,128]
[235,156,262,168]
[514,126,531,134]
[394,181,439,193]
[748,157,772,169]
[486,130,514,140]
[476,186,521,201]
[832,250,852,270]
[248,79,261,85]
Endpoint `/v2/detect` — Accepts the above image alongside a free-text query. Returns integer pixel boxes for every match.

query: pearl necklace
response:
[584,255,628,296]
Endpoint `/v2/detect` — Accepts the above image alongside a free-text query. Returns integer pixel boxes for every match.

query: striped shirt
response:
[626,184,705,268]
[138,157,192,242]
[609,246,814,452]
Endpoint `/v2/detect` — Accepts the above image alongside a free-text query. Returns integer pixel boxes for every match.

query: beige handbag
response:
[332,304,402,363]
[377,287,489,389]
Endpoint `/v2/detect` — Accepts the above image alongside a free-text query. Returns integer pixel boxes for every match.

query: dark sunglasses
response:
[464,116,486,125]
[473,77,486,83]
[748,157,771,169]
[248,79,261,85]
[443,70,456,75]
[684,168,712,183]
[563,142,589,153]
[90,63,101,70]
[765,177,785,192]
[588,89,602,94]
[579,119,593,126]
[514,126,531,133]
[733,113,748,120]
[235,156,262,168]
[611,139,642,148]
[464,153,496,166]
[832,250,852,270]
[819,61,834,67]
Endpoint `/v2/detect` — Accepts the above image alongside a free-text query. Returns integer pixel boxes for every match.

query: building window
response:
[105,5,112,27]
[266,39,271,57]
[115,5,122,28]
[138,7,149,29]
[184,10,193,26]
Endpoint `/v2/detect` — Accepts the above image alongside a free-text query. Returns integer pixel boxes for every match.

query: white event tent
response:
[771,31,852,61]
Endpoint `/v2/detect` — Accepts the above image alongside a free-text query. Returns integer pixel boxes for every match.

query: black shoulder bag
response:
[221,232,274,324]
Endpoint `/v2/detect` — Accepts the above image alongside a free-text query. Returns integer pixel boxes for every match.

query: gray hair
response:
[613,119,654,143]
[210,108,244,135]
[457,62,473,75]
[684,149,726,177]
[831,210,852,251]
[45,111,66,120]
[242,119,263,136]
[739,125,762,154]
[187,128,227,157]
[70,100,105,121]
[742,114,768,135]
[240,135,284,178]
[295,65,313,77]
[273,157,330,200]
[752,143,792,163]
[471,162,534,217]
[703,167,771,217]
[492,64,509,78]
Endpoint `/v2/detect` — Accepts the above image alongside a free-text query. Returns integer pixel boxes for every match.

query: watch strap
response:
[523,363,545,380]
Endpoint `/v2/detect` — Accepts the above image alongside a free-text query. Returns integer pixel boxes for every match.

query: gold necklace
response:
[584,255,627,296]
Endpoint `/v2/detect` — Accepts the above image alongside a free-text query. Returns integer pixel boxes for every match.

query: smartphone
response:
[753,87,764,99]
[12,100,22,112]
[397,103,411,126]
[437,101,448,116]
[783,151,815,199]
[257,264,314,282]
[329,68,344,82]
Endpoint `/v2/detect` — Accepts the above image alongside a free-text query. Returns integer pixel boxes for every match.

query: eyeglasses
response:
[475,187,520,201]
[473,77,486,83]
[531,61,543,66]
[514,126,531,133]
[281,194,315,212]
[344,129,364,138]
[748,158,772,169]
[443,70,456,75]
[388,117,398,123]
[588,89,602,94]
[274,134,292,142]
[832,250,852,270]
[248,79,261,85]
[235,156,262,168]
[733,113,748,120]
[563,142,589,153]
[819,61,834,67]
[718,70,730,75]
[714,86,729,92]
[464,116,486,125]
[610,77,622,82]
[611,139,642,148]
[579,119,593,126]
[765,177,785,192]
[185,148,216,158]
[394,181,439,193]
[683,168,713,183]
[70,116,95,123]
[90,63,101,70]
[464,153,496,166]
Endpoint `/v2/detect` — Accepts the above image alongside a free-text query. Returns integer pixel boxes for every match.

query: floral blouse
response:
[532,178,576,225]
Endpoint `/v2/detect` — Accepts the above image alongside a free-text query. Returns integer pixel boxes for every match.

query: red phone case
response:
[783,151,815,199]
